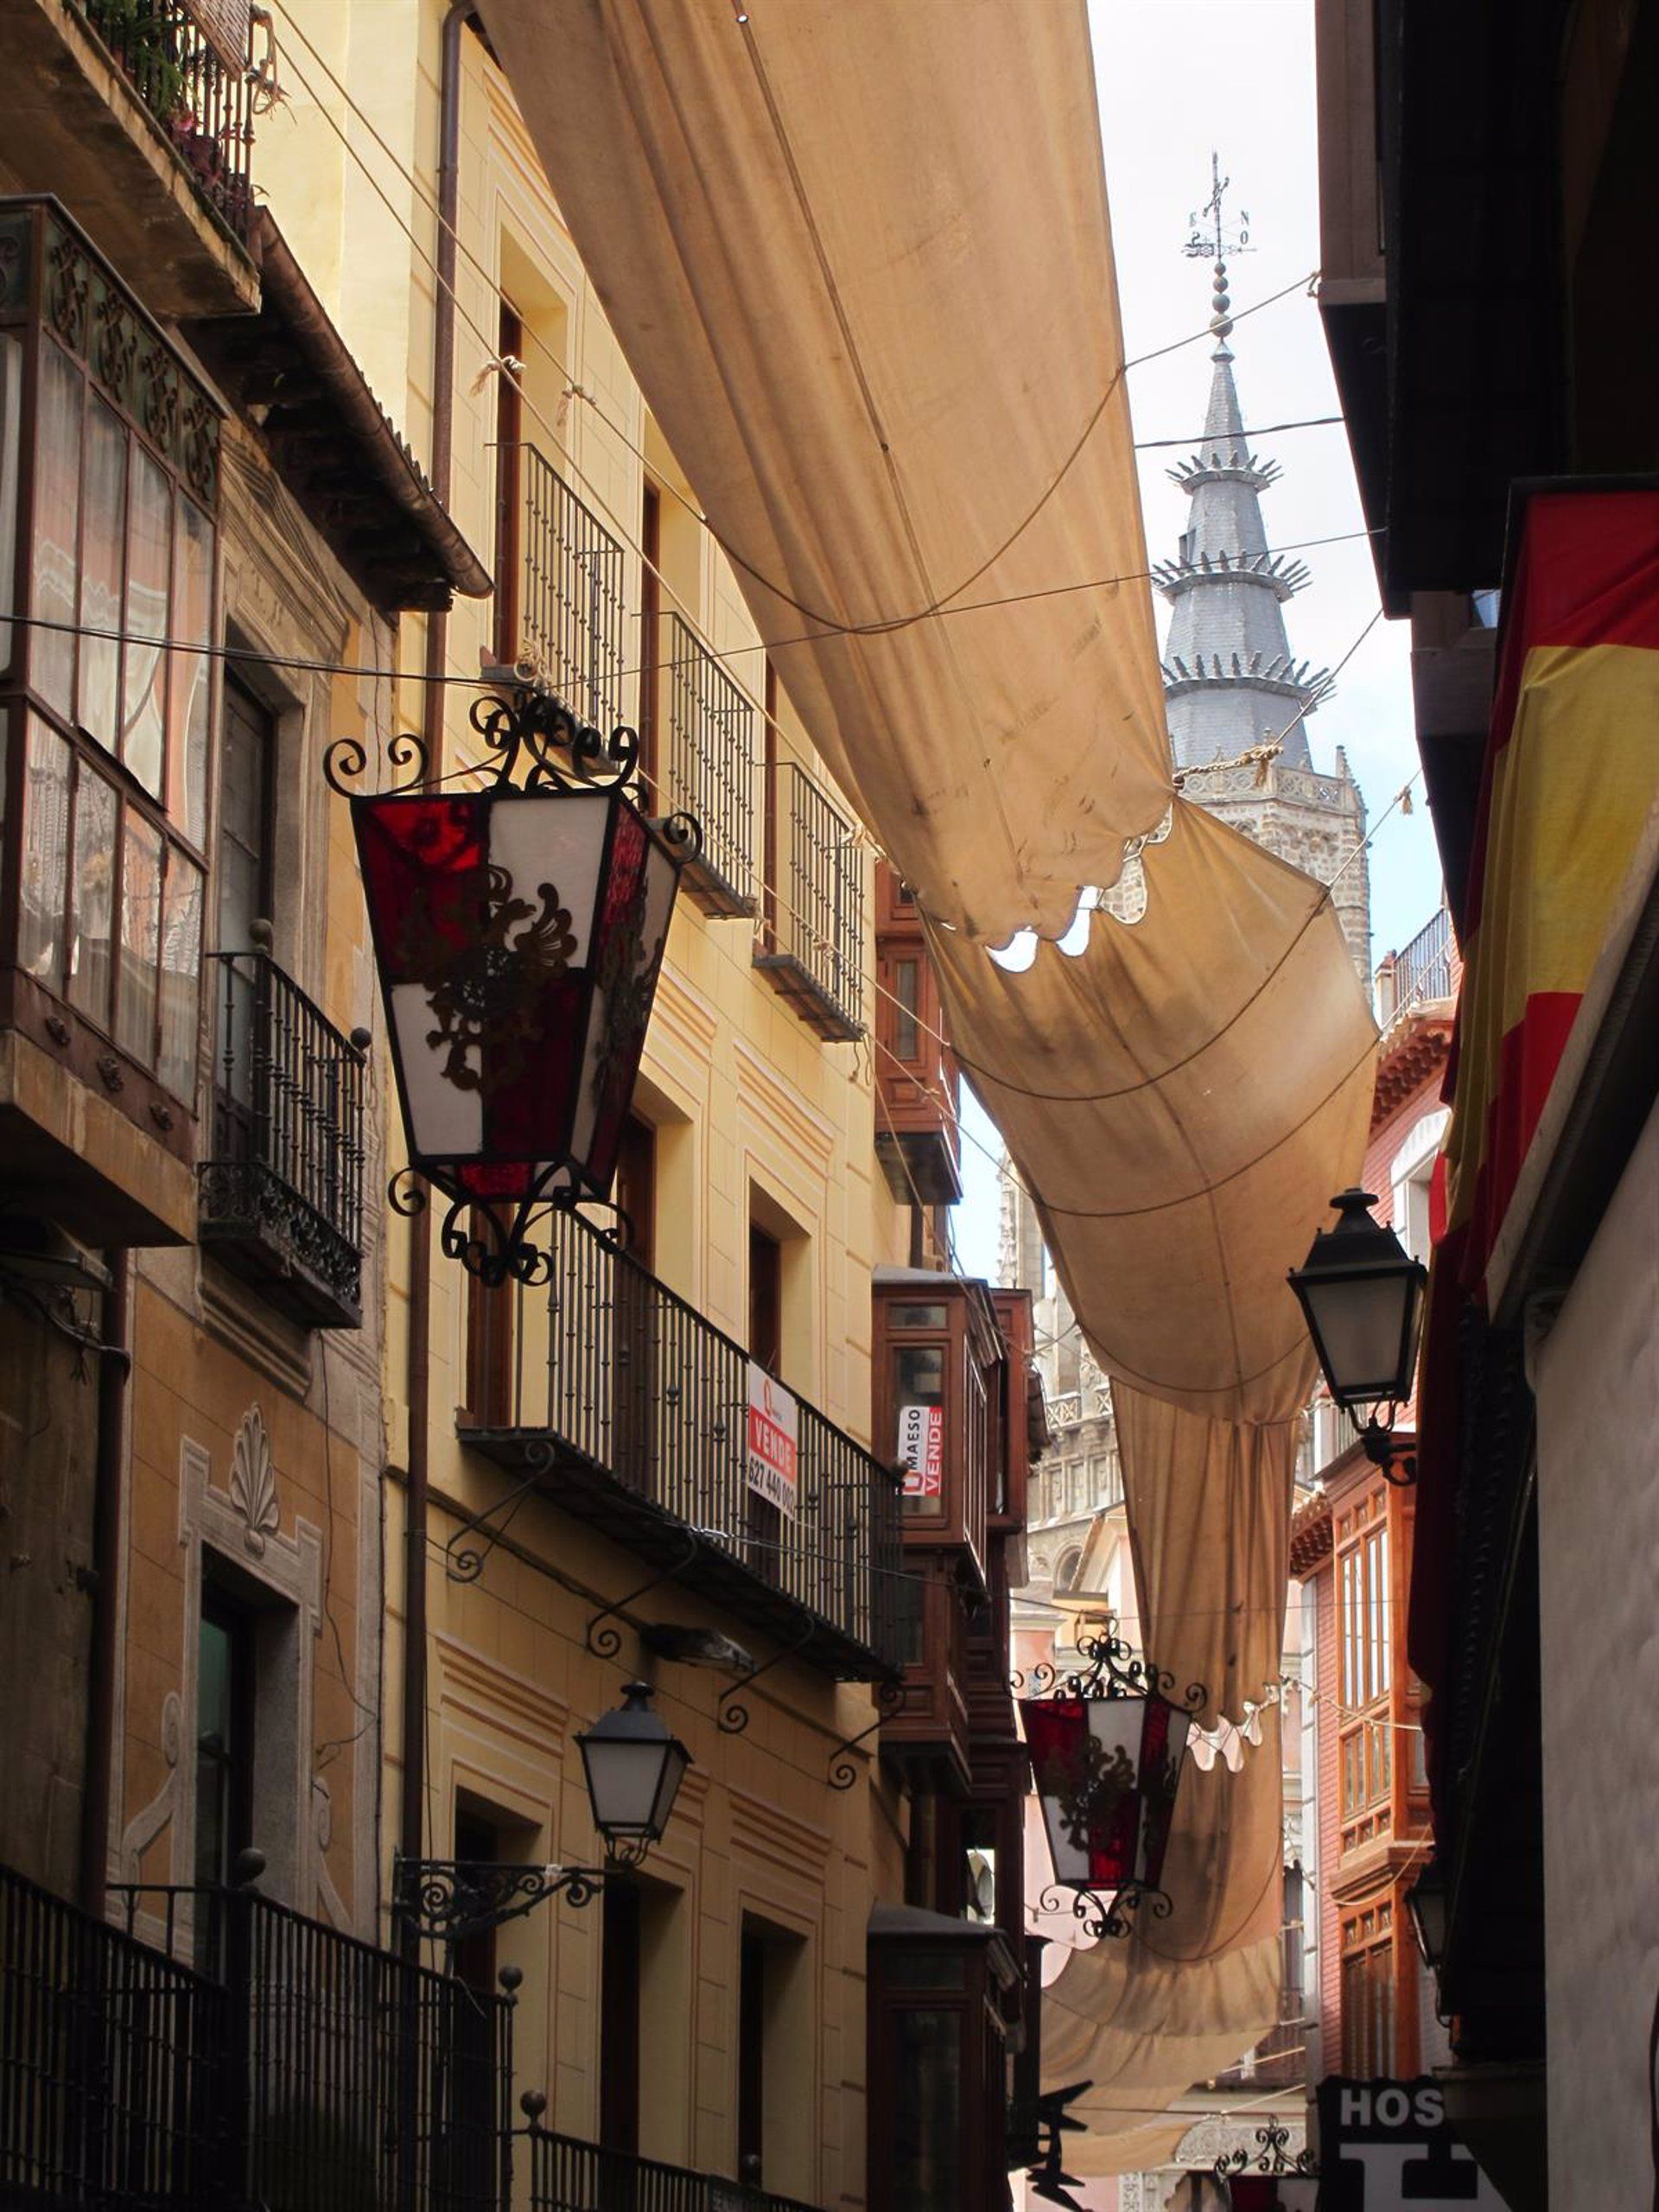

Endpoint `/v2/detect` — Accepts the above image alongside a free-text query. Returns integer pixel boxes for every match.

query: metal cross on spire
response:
[1185,151,1253,268]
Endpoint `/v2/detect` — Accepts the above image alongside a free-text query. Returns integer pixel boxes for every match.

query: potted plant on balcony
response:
[80,0,188,125]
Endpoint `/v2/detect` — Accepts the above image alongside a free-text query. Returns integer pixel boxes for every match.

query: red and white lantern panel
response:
[1023,1689,1192,1898]
[353,785,681,1207]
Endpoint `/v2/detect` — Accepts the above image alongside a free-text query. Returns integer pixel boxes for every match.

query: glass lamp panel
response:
[1301,1270,1416,1404]
[486,785,609,965]
[388,980,484,1161]
[1025,1695,1145,1891]
[580,1731,674,1840]
[646,1738,690,1837]
[1138,1701,1192,1891]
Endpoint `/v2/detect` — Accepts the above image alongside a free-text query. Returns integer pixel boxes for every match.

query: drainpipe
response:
[79,1253,130,1915]
[397,0,470,1948]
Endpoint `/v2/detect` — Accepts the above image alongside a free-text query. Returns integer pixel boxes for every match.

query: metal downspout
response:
[398,0,469,1953]
[79,1255,130,1914]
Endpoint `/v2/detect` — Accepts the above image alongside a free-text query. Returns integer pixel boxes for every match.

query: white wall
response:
[1534,1093,1659,2211]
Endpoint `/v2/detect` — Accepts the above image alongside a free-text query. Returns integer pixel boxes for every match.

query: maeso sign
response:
[746,1364,798,1518]
[896,1401,944,1497]
[1316,2077,1504,2209]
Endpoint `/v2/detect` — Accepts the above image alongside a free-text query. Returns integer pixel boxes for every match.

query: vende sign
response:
[746,1364,798,1519]
[896,1402,944,1497]
[1317,2077,1505,2209]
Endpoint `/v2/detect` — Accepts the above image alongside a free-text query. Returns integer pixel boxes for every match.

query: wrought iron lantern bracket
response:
[584,1526,704,1658]
[392,1850,642,1944]
[1215,2120,1319,2183]
[714,1617,817,1736]
[828,1677,906,1789]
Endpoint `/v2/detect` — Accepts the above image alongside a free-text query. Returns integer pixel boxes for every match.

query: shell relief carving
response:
[229,1405,279,1556]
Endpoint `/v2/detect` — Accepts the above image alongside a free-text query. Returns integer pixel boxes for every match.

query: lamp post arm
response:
[392,1855,620,1944]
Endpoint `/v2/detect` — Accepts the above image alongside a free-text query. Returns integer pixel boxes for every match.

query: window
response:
[1338,1491,1393,1846]
[194,1591,255,1891]
[3,237,215,1105]
[492,297,524,669]
[1054,1547,1082,1596]
[737,1916,811,2196]
[749,1221,782,1371]
[216,676,275,953]
[1340,1900,1396,2076]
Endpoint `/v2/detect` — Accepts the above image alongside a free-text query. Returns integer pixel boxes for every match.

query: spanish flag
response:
[1412,486,1659,1802]
[1445,484,1659,1282]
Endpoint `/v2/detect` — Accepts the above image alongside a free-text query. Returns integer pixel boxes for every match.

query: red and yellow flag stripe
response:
[1445,486,1659,1285]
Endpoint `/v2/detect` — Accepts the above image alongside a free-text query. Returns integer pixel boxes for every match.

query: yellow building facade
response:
[0,7,1031,2212]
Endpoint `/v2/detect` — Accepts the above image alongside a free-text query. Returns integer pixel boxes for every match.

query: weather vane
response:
[1185,151,1253,267]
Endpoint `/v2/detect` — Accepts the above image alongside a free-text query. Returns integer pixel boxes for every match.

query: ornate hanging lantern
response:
[1020,1631,1205,1939]
[1215,2121,1319,2209]
[328,690,700,1282]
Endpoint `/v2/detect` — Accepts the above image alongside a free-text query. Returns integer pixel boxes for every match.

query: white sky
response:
[952,0,1442,1282]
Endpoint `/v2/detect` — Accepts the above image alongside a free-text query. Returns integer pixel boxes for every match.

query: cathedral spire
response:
[1155,161,1332,771]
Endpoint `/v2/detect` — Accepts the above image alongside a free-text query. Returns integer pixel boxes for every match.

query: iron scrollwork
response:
[828,1677,906,1788]
[1215,2120,1318,2183]
[392,1853,636,1945]
[1021,1627,1207,1717]
[1035,1876,1174,1944]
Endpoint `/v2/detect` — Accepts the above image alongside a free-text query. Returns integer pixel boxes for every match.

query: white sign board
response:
[1317,2077,1505,2209]
[897,1402,944,1497]
[746,1363,798,1518]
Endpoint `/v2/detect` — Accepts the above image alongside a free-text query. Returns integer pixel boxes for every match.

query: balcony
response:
[527,2124,819,2212]
[660,612,757,917]
[2,0,260,317]
[874,867,960,1205]
[754,765,864,1040]
[1380,903,1460,1022]
[458,1205,905,1678]
[0,1862,225,2208]
[110,1871,511,2211]
[493,442,627,730]
[197,945,367,1328]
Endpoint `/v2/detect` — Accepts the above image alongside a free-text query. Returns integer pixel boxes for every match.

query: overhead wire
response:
[270,2,1322,639]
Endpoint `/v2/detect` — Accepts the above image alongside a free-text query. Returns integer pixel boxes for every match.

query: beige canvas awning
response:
[479,0,1372,2147]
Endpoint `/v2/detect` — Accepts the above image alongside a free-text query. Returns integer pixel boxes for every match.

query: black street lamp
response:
[328,689,701,1284]
[394,1682,691,1944]
[1020,1632,1205,1940]
[1287,1187,1427,1484]
[1405,1855,1447,1970]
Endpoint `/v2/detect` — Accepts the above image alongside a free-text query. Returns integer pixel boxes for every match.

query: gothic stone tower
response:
[1155,197,1370,976]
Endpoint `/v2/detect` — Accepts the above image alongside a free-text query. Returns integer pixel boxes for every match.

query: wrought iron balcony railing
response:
[662,612,758,916]
[755,764,864,1039]
[77,0,257,243]
[198,945,368,1328]
[0,1862,226,2209]
[526,2119,821,2212]
[111,1872,512,2212]
[1393,902,1458,1014]
[497,443,627,733]
[459,1205,905,1678]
